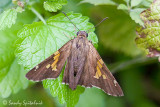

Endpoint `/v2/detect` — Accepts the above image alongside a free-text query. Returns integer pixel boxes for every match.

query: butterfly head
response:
[77,31,88,38]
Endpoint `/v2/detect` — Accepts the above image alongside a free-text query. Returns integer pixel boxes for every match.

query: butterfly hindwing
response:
[25,40,73,81]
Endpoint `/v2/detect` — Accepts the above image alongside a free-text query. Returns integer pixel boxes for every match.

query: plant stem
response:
[110,57,157,74]
[31,7,46,25]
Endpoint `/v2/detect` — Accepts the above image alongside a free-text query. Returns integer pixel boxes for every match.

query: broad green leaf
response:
[15,12,98,106]
[0,9,17,30]
[96,6,141,56]
[131,0,143,7]
[80,0,116,5]
[136,0,160,59]
[129,8,145,26]
[0,25,28,98]
[117,4,128,10]
[43,0,68,12]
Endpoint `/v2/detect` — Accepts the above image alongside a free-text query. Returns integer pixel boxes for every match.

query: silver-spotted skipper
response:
[26,12,124,96]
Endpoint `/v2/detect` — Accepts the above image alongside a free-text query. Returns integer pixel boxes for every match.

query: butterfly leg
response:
[89,40,97,45]
[74,26,77,34]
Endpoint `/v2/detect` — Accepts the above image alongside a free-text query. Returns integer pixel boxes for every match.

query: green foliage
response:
[80,0,116,5]
[82,0,152,26]
[117,0,153,26]
[136,0,160,58]
[0,25,28,98]
[15,12,97,106]
[0,9,17,30]
[117,4,128,10]
[44,0,68,12]
[95,6,141,56]
[0,7,36,99]
[129,8,145,26]
[79,0,152,30]
[131,0,143,7]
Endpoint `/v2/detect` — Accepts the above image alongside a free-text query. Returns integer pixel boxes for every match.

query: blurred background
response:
[0,0,160,107]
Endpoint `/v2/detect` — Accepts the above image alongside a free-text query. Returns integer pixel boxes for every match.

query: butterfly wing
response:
[78,40,124,96]
[26,40,73,81]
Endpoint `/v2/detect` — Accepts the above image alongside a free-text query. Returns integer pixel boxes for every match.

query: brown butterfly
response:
[26,12,124,96]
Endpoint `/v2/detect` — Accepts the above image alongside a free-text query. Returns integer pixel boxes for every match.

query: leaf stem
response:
[31,7,46,25]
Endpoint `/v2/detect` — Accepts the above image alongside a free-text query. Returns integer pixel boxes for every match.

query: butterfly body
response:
[63,31,90,90]
[26,31,124,96]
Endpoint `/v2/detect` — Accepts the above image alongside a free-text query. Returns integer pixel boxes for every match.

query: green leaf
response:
[43,0,68,12]
[0,25,29,98]
[0,8,36,98]
[136,0,160,58]
[80,0,116,5]
[0,9,17,30]
[117,4,128,10]
[15,12,98,106]
[95,6,141,56]
[123,0,130,4]
[141,0,153,7]
[129,8,145,26]
[0,58,28,98]
[131,0,143,7]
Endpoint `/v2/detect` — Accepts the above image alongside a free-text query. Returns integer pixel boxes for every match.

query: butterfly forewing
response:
[76,40,123,96]
[26,40,73,81]
[88,41,123,96]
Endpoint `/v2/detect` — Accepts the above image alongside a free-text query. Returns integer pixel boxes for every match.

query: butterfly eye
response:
[86,33,88,37]
[77,32,79,36]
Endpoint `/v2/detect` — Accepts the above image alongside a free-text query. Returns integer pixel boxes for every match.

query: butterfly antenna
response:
[62,12,80,31]
[87,17,108,33]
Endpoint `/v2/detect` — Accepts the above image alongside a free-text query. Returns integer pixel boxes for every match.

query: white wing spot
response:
[114,80,117,86]
[34,65,39,71]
